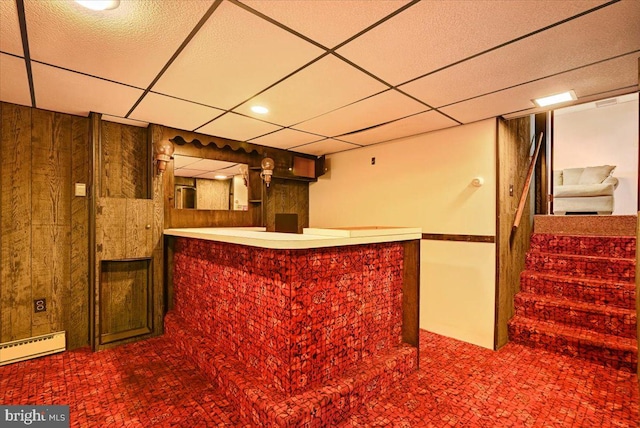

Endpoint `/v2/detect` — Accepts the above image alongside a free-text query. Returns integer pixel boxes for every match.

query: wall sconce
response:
[153,139,175,175]
[260,157,275,187]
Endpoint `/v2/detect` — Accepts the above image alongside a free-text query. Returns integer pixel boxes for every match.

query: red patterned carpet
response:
[1,330,638,427]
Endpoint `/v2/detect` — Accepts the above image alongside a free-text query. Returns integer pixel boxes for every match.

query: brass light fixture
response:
[153,139,175,175]
[260,157,275,187]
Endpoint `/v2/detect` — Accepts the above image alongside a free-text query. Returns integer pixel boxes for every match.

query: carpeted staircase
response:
[508,233,637,371]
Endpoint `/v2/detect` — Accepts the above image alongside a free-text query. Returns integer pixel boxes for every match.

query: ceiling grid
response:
[0,0,637,155]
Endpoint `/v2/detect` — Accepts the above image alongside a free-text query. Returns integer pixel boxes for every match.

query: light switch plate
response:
[74,183,87,197]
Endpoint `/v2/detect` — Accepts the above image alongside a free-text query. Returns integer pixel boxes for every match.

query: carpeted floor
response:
[1,330,637,427]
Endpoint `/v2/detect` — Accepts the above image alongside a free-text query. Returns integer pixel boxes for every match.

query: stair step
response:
[165,312,417,427]
[526,252,635,281]
[520,271,636,310]
[508,315,637,371]
[530,234,636,259]
[514,292,637,339]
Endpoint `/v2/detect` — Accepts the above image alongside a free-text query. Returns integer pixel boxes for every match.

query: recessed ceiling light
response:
[533,90,577,108]
[250,106,269,114]
[214,175,228,180]
[76,0,120,11]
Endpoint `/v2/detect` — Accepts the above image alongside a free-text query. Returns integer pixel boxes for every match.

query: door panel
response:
[99,259,152,345]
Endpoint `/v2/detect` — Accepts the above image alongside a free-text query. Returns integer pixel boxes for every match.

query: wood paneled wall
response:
[158,125,311,230]
[495,116,532,349]
[158,125,255,229]
[265,178,309,233]
[195,178,230,210]
[0,102,90,350]
[0,106,314,352]
[100,122,148,199]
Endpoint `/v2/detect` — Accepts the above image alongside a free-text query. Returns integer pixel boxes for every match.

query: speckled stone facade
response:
[509,233,637,370]
[169,237,417,426]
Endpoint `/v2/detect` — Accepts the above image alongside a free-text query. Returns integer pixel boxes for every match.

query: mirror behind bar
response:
[173,154,249,211]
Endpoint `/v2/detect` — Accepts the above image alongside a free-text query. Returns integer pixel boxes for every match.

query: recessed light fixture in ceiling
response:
[533,90,577,108]
[214,175,228,180]
[250,106,269,114]
[75,0,120,11]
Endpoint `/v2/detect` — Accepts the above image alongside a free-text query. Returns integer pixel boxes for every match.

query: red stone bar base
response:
[167,237,418,426]
[165,312,417,426]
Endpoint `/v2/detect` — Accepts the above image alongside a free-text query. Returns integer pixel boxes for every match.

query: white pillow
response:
[578,165,616,185]
[562,168,584,185]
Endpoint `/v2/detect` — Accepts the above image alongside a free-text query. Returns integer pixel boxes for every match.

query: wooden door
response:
[92,118,154,349]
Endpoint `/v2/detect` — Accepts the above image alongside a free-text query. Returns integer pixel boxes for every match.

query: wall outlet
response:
[371,157,376,165]
[34,298,46,313]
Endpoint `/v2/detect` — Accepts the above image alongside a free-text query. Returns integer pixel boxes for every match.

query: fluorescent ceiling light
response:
[533,90,577,107]
[214,175,228,180]
[250,106,269,114]
[76,0,120,11]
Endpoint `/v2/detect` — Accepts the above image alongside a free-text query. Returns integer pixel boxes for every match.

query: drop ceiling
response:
[0,0,638,156]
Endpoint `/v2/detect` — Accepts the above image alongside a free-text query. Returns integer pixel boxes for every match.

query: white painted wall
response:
[309,119,497,349]
[421,240,496,348]
[554,93,639,215]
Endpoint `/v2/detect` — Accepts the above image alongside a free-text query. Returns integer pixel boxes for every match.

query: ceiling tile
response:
[173,155,201,169]
[1,0,23,55]
[153,1,323,110]
[338,110,459,146]
[174,168,205,178]
[197,172,231,180]
[31,62,143,117]
[0,53,31,107]
[400,0,640,108]
[101,114,148,128]
[197,112,281,142]
[441,53,639,124]
[293,89,427,137]
[290,138,361,156]
[24,0,215,88]
[173,157,244,178]
[188,158,239,171]
[239,0,410,48]
[249,128,323,150]
[337,0,609,85]
[234,54,388,126]
[129,92,223,132]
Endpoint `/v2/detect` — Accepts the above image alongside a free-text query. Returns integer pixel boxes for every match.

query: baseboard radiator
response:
[0,331,66,366]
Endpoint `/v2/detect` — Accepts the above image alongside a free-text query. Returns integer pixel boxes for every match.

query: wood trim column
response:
[402,239,420,365]
[534,112,549,214]
[88,112,100,350]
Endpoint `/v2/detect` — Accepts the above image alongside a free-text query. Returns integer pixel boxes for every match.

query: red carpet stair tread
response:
[508,233,637,370]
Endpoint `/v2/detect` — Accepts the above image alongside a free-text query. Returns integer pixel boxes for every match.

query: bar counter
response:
[163,226,421,426]
[163,226,421,249]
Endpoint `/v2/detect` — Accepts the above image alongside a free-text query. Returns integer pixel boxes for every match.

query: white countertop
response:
[163,226,422,249]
